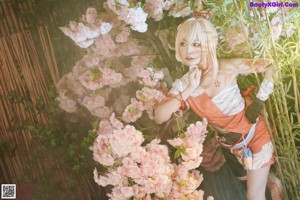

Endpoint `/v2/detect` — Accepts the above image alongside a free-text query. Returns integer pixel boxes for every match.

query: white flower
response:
[100,22,113,35]
[117,0,128,6]
[124,7,148,32]
[126,7,148,24]
[77,39,95,48]
[131,22,148,33]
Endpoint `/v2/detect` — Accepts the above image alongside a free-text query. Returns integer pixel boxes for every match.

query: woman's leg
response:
[247,166,270,200]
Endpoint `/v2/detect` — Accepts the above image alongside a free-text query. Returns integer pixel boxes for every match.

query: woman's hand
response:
[264,65,278,82]
[188,67,202,91]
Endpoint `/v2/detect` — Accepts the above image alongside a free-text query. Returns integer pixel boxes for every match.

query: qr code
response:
[1,184,16,199]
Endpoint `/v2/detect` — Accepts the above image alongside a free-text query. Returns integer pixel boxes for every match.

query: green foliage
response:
[4,84,101,198]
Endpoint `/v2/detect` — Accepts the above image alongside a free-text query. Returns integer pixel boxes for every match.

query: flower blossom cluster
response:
[92,114,174,199]
[115,25,131,43]
[57,17,157,119]
[248,8,295,41]
[79,67,123,90]
[167,120,210,199]
[92,117,212,200]
[90,113,143,166]
[144,0,176,21]
[57,52,130,118]
[168,2,193,18]
[56,38,155,119]
[60,8,112,48]
[269,15,295,40]
[222,8,296,55]
[138,68,164,87]
[104,0,194,32]
[56,91,78,113]
[105,0,148,32]
[122,68,166,122]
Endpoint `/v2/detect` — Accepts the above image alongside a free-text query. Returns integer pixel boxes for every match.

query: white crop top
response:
[169,73,245,116]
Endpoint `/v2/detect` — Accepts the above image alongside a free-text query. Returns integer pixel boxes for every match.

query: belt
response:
[214,118,259,150]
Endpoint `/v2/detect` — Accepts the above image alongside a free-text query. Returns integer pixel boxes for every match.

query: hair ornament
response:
[192,11,212,20]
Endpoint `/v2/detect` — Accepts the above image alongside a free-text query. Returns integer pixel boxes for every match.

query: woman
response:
[154,17,276,200]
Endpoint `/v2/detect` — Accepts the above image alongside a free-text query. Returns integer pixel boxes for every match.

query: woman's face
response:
[179,38,204,66]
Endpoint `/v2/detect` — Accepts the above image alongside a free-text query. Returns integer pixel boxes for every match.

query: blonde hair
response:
[175,18,218,87]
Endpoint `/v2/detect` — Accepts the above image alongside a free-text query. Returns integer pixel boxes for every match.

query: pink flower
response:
[94,34,117,57]
[115,25,131,43]
[109,113,124,130]
[56,93,78,113]
[90,134,115,166]
[169,4,192,18]
[83,7,97,24]
[61,18,112,49]
[122,98,144,122]
[167,138,183,147]
[182,157,203,170]
[91,106,112,118]
[83,55,100,67]
[163,0,175,10]
[97,119,113,135]
[79,67,123,90]
[120,187,134,198]
[144,0,164,21]
[81,95,105,110]
[139,69,151,78]
[186,120,208,139]
[181,147,202,161]
[146,139,170,162]
[97,170,123,187]
[110,125,144,157]
[138,68,165,87]
[116,40,141,56]
[107,185,134,199]
[94,152,115,166]
[131,55,154,68]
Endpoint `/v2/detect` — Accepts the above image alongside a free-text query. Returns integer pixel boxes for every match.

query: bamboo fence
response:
[0,1,101,199]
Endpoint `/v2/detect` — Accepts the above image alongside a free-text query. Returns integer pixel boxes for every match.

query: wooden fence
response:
[0,1,104,199]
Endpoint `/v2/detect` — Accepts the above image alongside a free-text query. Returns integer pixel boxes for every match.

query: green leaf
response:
[174,149,183,159]
[90,68,102,80]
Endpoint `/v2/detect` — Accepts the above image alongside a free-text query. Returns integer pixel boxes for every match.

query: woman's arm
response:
[154,86,194,124]
[225,58,272,75]
[154,69,202,124]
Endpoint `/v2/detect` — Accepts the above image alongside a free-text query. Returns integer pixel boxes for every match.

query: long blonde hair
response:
[175,17,218,87]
